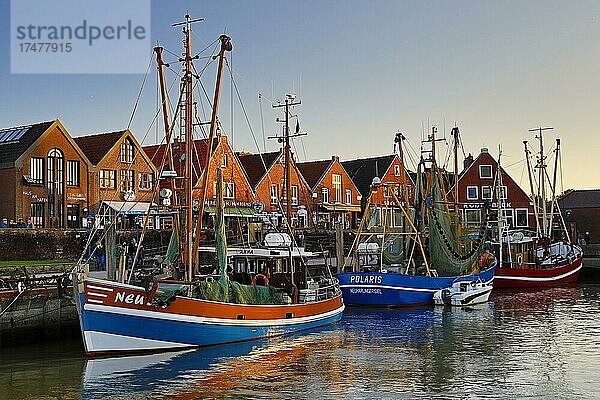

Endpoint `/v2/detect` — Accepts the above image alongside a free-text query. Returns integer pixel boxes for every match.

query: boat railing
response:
[299,277,341,303]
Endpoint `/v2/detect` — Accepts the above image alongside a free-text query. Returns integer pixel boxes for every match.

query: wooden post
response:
[335,220,344,273]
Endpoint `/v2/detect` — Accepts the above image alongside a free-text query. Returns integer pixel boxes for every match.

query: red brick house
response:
[451,148,534,229]
[342,154,415,211]
[74,129,158,228]
[297,156,361,229]
[0,119,91,228]
[237,150,312,228]
[143,135,256,225]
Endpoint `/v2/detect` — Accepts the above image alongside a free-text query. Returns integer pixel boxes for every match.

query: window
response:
[120,138,135,163]
[322,187,330,203]
[479,165,493,179]
[66,160,80,186]
[466,186,478,200]
[31,202,45,228]
[270,184,278,204]
[291,185,298,205]
[100,169,116,189]
[463,209,482,225]
[502,209,514,228]
[332,174,342,202]
[30,157,44,184]
[394,165,401,176]
[481,186,493,200]
[499,186,508,200]
[138,172,153,191]
[515,208,529,227]
[120,169,135,191]
[346,189,352,204]
[224,182,235,199]
[221,153,227,168]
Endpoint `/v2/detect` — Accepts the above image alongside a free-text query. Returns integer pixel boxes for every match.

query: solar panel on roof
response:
[0,130,16,142]
[9,128,29,141]
[0,127,30,143]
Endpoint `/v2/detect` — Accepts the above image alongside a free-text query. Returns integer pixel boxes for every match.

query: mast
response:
[154,45,183,261]
[183,15,194,280]
[191,34,232,268]
[452,127,460,217]
[529,126,553,238]
[272,94,302,228]
[548,138,560,239]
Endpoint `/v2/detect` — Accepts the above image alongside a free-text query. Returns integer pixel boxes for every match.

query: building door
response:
[31,202,45,228]
[67,204,80,228]
[47,148,64,228]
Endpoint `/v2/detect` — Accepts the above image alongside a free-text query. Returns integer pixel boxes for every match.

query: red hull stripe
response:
[494,258,582,287]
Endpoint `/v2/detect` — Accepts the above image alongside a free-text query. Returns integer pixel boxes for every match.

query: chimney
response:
[463,153,474,170]
[481,147,488,154]
[332,155,339,162]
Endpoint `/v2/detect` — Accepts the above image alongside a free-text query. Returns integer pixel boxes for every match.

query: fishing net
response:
[427,169,488,276]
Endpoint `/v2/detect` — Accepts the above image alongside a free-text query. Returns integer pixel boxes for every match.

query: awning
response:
[204,206,257,217]
[102,201,158,215]
[319,203,361,212]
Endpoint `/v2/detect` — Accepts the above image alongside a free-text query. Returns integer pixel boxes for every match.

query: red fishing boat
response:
[493,129,583,288]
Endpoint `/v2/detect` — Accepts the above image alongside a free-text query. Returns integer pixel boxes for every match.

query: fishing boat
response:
[72,15,343,357]
[493,129,583,288]
[433,279,493,306]
[338,129,496,306]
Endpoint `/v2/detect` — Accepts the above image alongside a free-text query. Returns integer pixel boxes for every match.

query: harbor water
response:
[2,283,599,399]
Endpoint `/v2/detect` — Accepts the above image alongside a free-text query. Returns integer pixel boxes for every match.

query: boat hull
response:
[337,266,495,307]
[433,285,493,306]
[494,257,582,288]
[74,277,344,356]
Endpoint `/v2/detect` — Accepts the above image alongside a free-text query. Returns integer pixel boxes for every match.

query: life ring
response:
[252,274,269,287]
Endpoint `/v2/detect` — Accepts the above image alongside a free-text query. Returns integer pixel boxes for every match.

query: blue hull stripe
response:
[79,294,344,349]
[337,267,495,306]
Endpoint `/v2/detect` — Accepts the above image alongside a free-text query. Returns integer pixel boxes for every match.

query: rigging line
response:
[300,136,308,161]
[190,29,219,57]
[77,71,184,265]
[126,50,154,130]
[229,69,290,233]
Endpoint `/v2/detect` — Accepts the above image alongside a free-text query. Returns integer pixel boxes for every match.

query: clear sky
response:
[1,1,599,191]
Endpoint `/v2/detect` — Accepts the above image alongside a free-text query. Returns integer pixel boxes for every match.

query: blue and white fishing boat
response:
[338,129,496,306]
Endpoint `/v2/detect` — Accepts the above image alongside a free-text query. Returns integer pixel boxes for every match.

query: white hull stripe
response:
[84,303,345,327]
[84,331,190,353]
[87,292,108,298]
[87,284,114,292]
[340,279,494,293]
[496,264,582,282]
[87,299,104,304]
[87,277,142,291]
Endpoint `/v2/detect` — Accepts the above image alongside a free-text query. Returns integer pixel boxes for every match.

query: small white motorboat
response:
[433,279,493,307]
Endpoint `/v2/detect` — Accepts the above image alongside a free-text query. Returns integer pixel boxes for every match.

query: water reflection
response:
[3,284,600,399]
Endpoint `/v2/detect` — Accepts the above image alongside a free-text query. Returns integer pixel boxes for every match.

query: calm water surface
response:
[2,283,600,399]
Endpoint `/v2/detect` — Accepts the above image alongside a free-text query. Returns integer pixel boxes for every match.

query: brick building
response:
[74,129,158,228]
[0,119,91,228]
[237,150,312,228]
[297,156,361,229]
[342,154,414,211]
[144,135,256,226]
[451,148,534,229]
[558,189,600,244]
